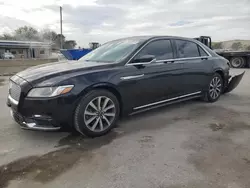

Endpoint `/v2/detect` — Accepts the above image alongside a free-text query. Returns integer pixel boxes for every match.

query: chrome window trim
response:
[155,56,210,63]
[126,37,212,66]
[126,56,210,66]
[133,91,202,110]
[126,62,151,66]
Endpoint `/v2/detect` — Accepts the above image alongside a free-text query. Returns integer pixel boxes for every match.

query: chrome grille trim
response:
[9,81,21,103]
[8,95,19,105]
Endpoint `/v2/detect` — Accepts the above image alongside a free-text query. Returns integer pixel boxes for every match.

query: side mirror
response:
[131,55,156,64]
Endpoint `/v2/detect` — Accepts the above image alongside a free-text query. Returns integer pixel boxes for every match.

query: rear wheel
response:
[202,73,223,102]
[230,57,246,68]
[74,89,120,137]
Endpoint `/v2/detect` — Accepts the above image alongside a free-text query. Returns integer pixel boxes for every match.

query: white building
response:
[0,40,52,59]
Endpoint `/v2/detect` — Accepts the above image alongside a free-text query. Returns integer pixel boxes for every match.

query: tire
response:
[247,57,250,68]
[202,73,223,102]
[74,89,120,137]
[230,57,246,68]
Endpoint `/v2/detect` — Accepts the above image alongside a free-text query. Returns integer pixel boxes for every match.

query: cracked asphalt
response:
[0,69,249,188]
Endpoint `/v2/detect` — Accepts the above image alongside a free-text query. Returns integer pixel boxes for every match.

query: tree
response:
[0,25,78,50]
[0,33,16,40]
[14,26,39,41]
[41,29,57,42]
[246,45,250,51]
[231,42,243,50]
[40,29,59,49]
[64,40,77,49]
[212,42,223,49]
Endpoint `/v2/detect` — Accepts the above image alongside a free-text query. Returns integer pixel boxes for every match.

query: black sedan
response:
[7,36,244,137]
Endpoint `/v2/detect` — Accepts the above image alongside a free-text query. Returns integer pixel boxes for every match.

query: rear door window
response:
[175,40,200,58]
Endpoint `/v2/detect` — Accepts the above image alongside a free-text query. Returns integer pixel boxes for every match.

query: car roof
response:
[111,35,197,43]
[117,35,216,57]
[148,36,195,41]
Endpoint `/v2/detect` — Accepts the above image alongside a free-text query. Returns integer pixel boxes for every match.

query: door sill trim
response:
[133,91,202,110]
[130,94,200,115]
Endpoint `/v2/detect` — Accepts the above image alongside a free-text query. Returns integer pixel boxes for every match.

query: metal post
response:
[60,6,63,49]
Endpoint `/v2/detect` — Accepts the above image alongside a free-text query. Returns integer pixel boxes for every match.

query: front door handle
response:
[120,74,144,80]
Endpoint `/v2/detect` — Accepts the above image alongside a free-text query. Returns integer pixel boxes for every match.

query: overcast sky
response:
[0,0,249,47]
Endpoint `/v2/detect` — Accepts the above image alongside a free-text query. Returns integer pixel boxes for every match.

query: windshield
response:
[80,38,143,63]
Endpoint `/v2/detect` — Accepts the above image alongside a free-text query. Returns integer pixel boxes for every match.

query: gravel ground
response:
[0,69,249,188]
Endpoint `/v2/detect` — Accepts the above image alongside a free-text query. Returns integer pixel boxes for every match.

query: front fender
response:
[224,71,245,93]
[78,82,120,97]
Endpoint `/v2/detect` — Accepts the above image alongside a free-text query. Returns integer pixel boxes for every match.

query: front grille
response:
[9,81,21,102]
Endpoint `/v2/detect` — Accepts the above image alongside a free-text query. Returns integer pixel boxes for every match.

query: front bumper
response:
[10,107,61,131]
[7,74,80,131]
[7,93,78,131]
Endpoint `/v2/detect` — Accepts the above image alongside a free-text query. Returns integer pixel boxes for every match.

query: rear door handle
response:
[120,74,144,80]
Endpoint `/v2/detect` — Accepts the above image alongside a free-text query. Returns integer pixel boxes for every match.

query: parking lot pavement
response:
[0,69,250,188]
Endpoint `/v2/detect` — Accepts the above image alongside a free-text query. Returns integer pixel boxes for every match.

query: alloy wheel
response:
[84,96,116,132]
[209,76,222,99]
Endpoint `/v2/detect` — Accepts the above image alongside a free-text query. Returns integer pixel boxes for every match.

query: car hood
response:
[16,60,111,83]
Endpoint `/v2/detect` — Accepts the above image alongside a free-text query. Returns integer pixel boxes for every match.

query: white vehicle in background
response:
[2,52,15,59]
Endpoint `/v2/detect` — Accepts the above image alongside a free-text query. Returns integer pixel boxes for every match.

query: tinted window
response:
[198,46,208,56]
[175,40,199,58]
[135,40,173,61]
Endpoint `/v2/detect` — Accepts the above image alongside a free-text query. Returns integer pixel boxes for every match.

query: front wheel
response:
[74,89,120,137]
[202,73,223,102]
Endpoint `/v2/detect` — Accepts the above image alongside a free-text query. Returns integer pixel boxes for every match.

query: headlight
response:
[27,85,74,98]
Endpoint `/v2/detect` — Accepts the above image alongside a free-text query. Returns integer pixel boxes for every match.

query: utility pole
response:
[60,6,63,49]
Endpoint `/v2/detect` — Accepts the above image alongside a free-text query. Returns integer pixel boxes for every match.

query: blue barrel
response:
[60,49,92,60]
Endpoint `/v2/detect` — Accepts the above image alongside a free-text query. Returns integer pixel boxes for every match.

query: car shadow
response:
[117,99,200,133]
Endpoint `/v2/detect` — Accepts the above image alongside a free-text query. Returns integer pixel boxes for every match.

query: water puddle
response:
[0,131,119,188]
